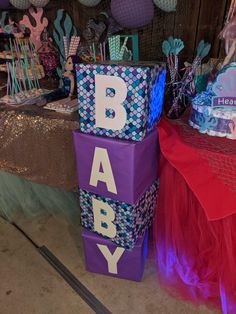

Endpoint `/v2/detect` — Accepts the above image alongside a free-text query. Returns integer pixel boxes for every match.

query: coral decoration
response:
[220,16,236,55]
[0,12,8,30]
[19,7,48,51]
[213,67,236,98]
[10,0,31,10]
[111,0,154,29]
[219,0,236,55]
[53,9,77,82]
[229,117,236,138]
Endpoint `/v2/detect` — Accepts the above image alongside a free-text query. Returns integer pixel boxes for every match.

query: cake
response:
[189,63,236,140]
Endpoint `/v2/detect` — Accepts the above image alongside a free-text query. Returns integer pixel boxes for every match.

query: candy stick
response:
[64,36,69,59]
[68,36,80,56]
[103,42,106,61]
[119,36,128,60]
[13,61,23,95]
[31,58,40,90]
[100,43,103,61]
[6,62,11,96]
[92,42,96,62]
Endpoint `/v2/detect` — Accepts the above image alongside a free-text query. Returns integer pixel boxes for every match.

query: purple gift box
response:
[82,228,148,282]
[79,180,158,249]
[73,129,158,205]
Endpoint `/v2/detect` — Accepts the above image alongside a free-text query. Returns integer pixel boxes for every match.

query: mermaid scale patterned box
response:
[80,180,158,250]
[76,62,166,141]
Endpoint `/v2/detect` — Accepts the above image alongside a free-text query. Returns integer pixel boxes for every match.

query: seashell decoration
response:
[213,67,236,98]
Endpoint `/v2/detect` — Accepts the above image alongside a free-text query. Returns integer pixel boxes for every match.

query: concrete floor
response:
[0,214,220,314]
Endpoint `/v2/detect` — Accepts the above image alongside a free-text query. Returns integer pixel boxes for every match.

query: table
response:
[155,116,236,314]
[0,81,81,221]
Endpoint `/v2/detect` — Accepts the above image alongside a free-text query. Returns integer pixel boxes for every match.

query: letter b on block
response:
[92,198,117,238]
[95,74,128,130]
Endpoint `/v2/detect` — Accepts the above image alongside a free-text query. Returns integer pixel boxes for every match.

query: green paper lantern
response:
[78,0,101,7]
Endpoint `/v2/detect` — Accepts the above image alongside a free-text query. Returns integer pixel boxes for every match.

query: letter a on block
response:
[95,74,128,130]
[97,244,125,274]
[90,147,117,194]
[93,198,117,238]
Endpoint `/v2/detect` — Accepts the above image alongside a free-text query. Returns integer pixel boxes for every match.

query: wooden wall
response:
[3,0,231,62]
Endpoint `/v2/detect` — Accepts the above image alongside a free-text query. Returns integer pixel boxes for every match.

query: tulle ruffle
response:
[154,155,236,314]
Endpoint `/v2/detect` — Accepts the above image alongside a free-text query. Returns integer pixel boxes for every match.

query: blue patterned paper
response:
[80,180,158,249]
[76,63,166,141]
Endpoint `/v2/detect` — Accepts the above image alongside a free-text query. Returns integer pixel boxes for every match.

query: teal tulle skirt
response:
[0,171,80,223]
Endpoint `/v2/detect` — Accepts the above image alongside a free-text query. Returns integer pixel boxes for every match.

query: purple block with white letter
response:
[82,228,148,281]
[73,129,158,204]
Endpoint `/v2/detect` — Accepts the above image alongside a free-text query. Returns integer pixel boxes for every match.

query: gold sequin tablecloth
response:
[0,105,80,190]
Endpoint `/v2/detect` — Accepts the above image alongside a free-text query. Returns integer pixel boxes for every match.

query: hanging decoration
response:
[29,0,50,7]
[0,12,9,32]
[0,0,10,9]
[111,0,154,29]
[19,8,48,51]
[154,0,177,13]
[10,0,31,10]
[78,0,101,7]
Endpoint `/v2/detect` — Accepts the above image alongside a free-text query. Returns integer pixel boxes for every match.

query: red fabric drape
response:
[157,118,236,220]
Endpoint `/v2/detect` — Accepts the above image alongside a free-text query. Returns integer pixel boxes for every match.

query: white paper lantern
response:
[78,0,101,7]
[30,0,50,7]
[10,0,31,9]
[154,0,177,12]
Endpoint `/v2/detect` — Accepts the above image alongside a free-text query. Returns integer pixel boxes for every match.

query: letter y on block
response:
[97,244,125,274]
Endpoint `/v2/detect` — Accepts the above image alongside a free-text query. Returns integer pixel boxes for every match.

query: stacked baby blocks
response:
[74,62,165,281]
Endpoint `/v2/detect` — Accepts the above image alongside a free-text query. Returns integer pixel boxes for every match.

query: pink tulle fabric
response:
[154,155,236,314]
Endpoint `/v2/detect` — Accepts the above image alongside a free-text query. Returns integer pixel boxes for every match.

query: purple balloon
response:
[111,0,154,29]
[0,0,10,9]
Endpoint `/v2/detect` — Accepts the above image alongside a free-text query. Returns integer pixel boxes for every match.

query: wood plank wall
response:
[3,0,231,62]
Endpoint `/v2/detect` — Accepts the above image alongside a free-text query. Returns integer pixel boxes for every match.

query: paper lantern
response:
[0,0,10,9]
[30,0,50,7]
[154,0,177,12]
[111,0,154,29]
[10,0,31,9]
[78,0,101,7]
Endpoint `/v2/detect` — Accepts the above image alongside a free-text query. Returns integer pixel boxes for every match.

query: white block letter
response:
[97,244,125,274]
[90,147,117,194]
[93,198,116,238]
[95,74,128,130]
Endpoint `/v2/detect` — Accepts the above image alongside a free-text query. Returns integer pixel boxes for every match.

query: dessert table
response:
[0,80,81,221]
[155,115,236,314]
